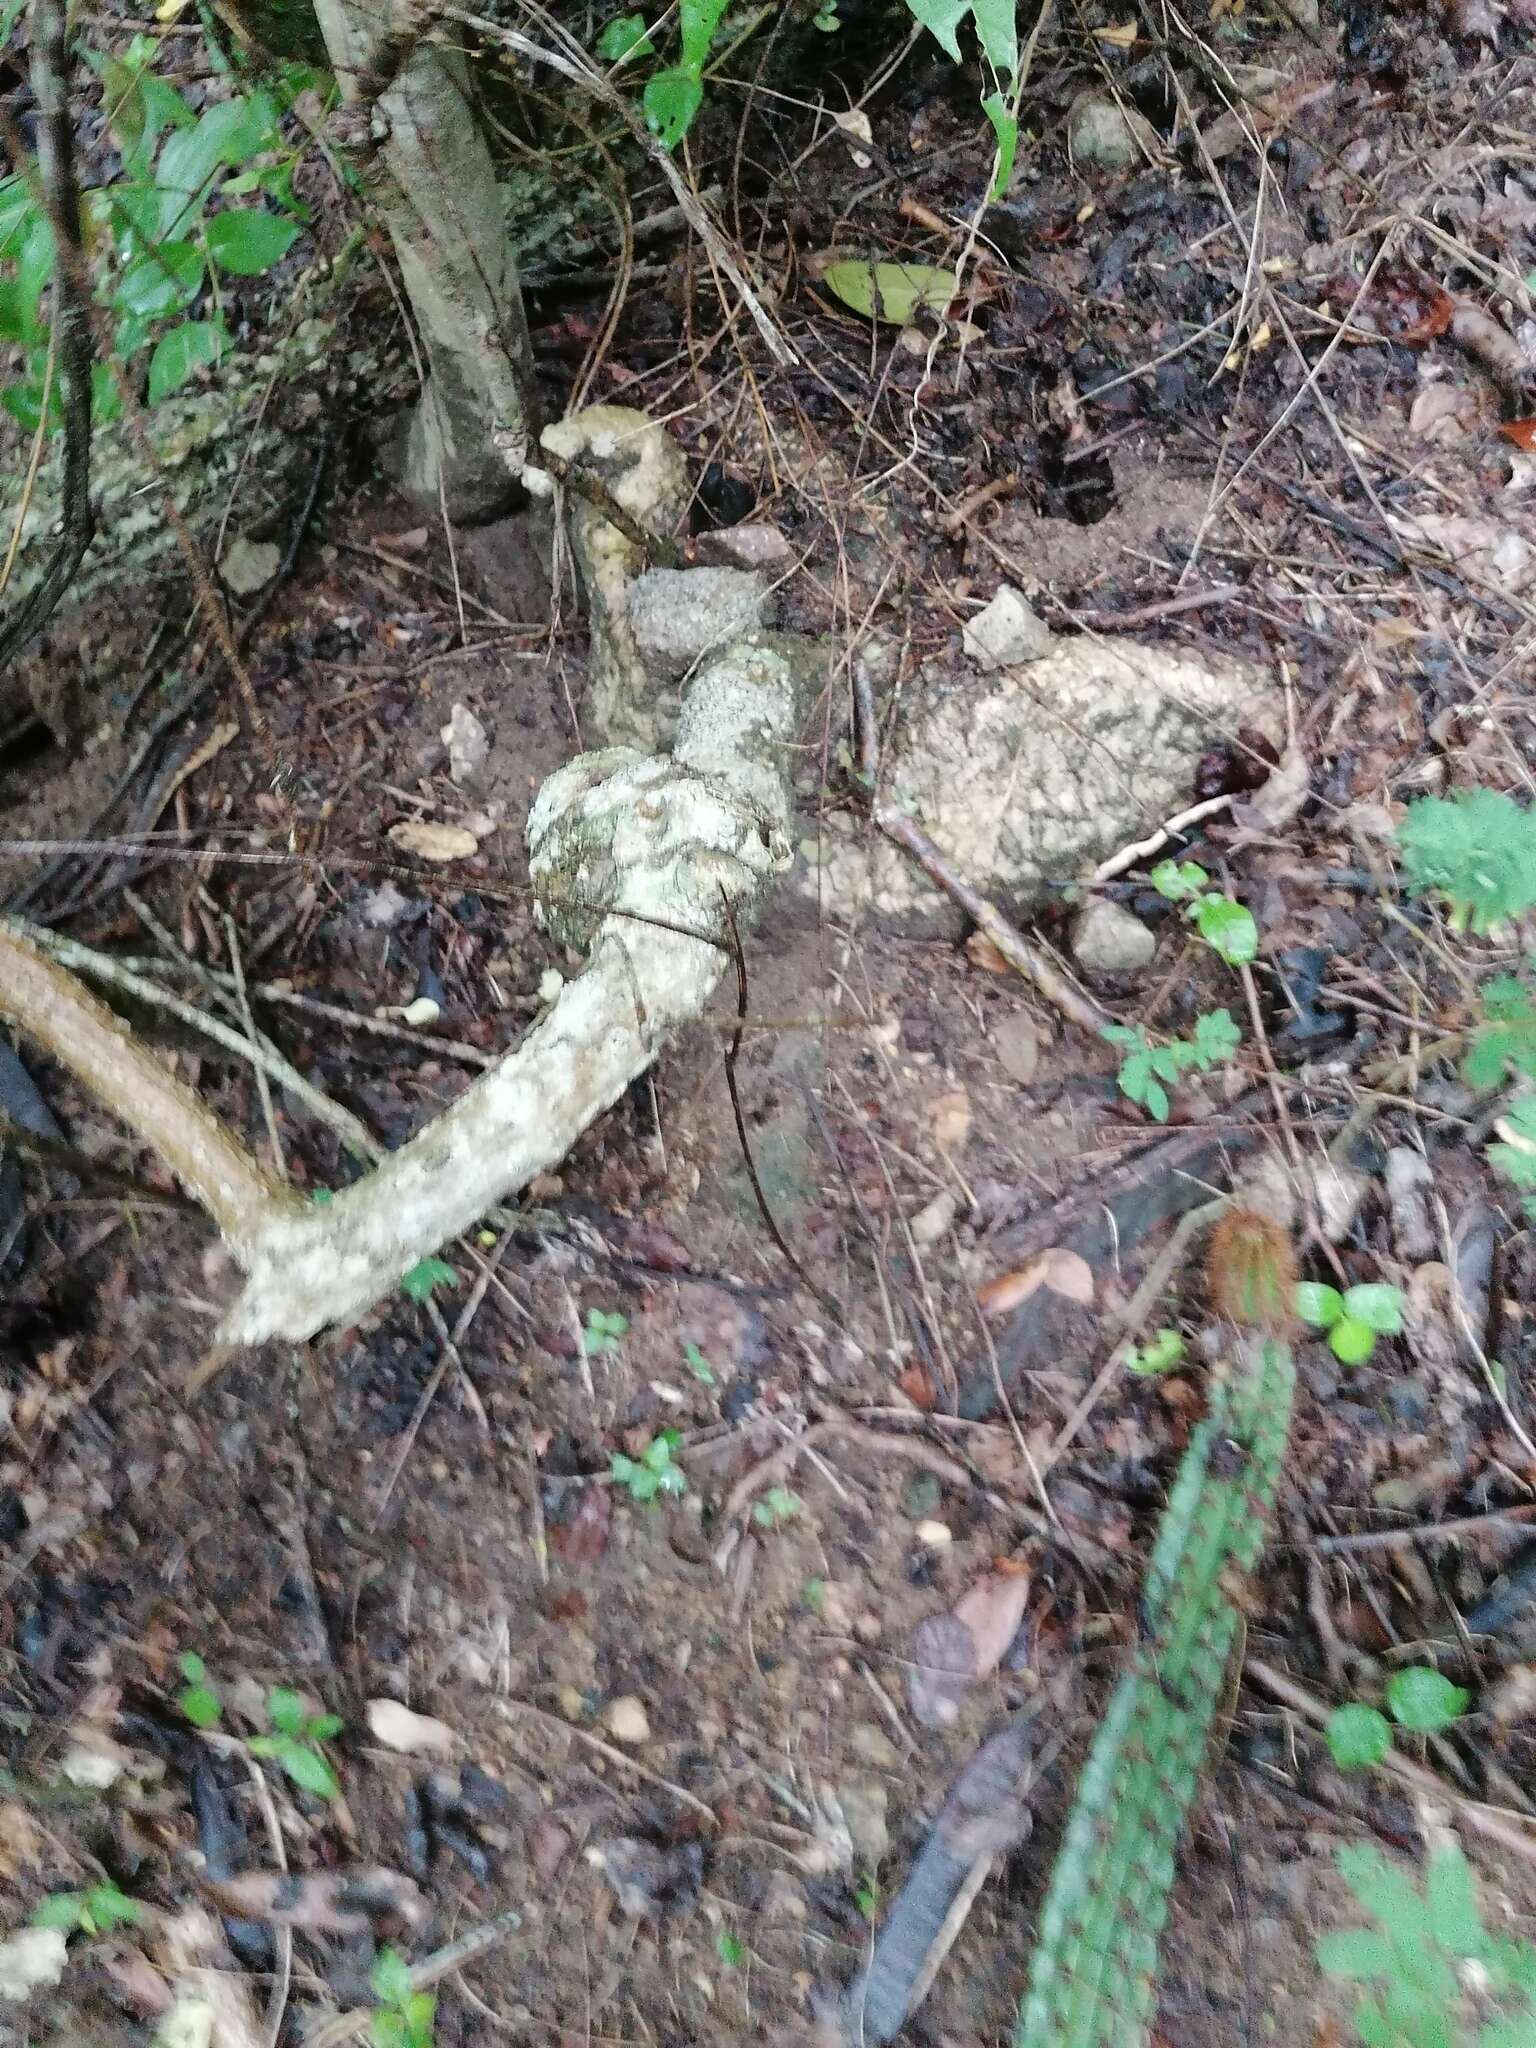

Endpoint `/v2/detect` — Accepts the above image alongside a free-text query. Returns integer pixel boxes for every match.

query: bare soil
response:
[6,2,1536,2043]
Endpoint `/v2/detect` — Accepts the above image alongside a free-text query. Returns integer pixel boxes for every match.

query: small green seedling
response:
[248,1687,344,1801]
[400,1256,455,1305]
[716,1928,746,1968]
[1397,788,1536,935]
[1325,1665,1468,1773]
[683,1342,716,1385]
[1318,1841,1536,2048]
[1103,1009,1241,1122]
[583,1307,629,1357]
[177,1650,221,1729]
[855,1872,880,1920]
[1295,1281,1404,1365]
[370,1946,436,2048]
[32,1880,141,1937]
[1149,860,1260,967]
[802,1577,828,1615]
[752,1487,802,1530]
[610,1430,687,1503]
[1126,1328,1186,1377]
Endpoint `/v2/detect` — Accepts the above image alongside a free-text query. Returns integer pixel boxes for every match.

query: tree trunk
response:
[311,0,538,523]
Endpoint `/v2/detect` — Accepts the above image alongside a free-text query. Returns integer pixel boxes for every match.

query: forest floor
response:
[6,1,1536,2044]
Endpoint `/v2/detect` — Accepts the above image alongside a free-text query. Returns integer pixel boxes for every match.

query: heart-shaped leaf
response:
[820,258,958,325]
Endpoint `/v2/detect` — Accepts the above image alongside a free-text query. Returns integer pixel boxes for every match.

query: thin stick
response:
[495,1696,718,1824]
[1091,795,1237,884]
[9,917,380,1168]
[1310,1507,1536,1556]
[1246,1657,1536,1867]
[306,1911,524,2048]
[874,808,1110,1036]
[225,915,286,1182]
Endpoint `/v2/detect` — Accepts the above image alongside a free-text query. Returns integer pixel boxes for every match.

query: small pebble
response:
[604,1695,650,1745]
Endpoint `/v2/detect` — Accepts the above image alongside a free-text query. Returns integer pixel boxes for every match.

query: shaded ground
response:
[6,1,1536,2043]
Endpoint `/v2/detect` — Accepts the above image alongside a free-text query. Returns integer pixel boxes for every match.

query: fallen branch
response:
[0,639,804,1344]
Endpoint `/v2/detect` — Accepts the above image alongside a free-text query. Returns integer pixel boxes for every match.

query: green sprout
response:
[716,1928,746,1967]
[1103,1009,1241,1122]
[370,1946,436,2048]
[682,1341,716,1385]
[32,1879,141,1938]
[1295,1282,1404,1366]
[751,1487,802,1530]
[610,1430,687,1503]
[1149,859,1260,967]
[1325,1666,1468,1773]
[583,1307,629,1357]
[400,1256,456,1305]
[854,1872,880,1919]
[248,1686,344,1801]
[177,1650,222,1729]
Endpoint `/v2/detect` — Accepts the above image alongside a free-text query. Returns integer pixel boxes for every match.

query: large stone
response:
[963,584,1053,668]
[1072,899,1157,974]
[794,640,1280,937]
[625,566,772,679]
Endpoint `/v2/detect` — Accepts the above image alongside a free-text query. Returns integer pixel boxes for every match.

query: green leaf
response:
[91,361,123,427]
[179,1651,208,1682]
[1189,1008,1241,1067]
[277,1739,340,1800]
[981,91,1019,196]
[677,0,731,72]
[1464,978,1536,1088]
[267,1685,307,1737]
[1295,1282,1344,1328]
[1316,1929,1395,1980]
[1150,859,1207,902]
[156,104,247,232]
[970,0,1018,77]
[1342,1284,1403,1336]
[1478,2022,1536,2048]
[115,238,204,317]
[598,11,653,59]
[32,1892,85,1930]
[83,1883,140,1931]
[905,0,970,61]
[1423,1845,1490,1959]
[1398,789,1536,935]
[820,258,958,325]
[1325,1703,1392,1770]
[1386,1666,1469,1733]
[643,68,704,148]
[146,318,227,401]
[404,1990,436,2044]
[372,2012,408,2048]
[400,1256,455,1304]
[1329,1316,1376,1366]
[717,1928,745,1966]
[371,1946,414,2008]
[683,1342,715,1384]
[179,1683,222,1728]
[15,211,56,336]
[307,1712,345,1740]
[1194,896,1259,965]
[205,209,299,276]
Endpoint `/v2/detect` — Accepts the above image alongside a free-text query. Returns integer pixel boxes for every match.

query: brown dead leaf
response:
[1234,743,1311,831]
[906,1569,1032,1728]
[1451,300,1536,392]
[966,930,1011,975]
[549,1484,612,1566]
[928,1088,972,1155]
[387,821,481,863]
[1501,417,1536,449]
[978,1261,1048,1317]
[896,1364,937,1411]
[1039,1247,1094,1305]
[378,526,430,554]
[1408,383,1475,440]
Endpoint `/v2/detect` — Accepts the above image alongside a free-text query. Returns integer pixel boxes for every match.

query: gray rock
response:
[963,584,1053,669]
[625,567,772,679]
[1072,899,1157,974]
[441,702,490,788]
[695,523,793,571]
[1068,93,1155,172]
[792,639,1281,937]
